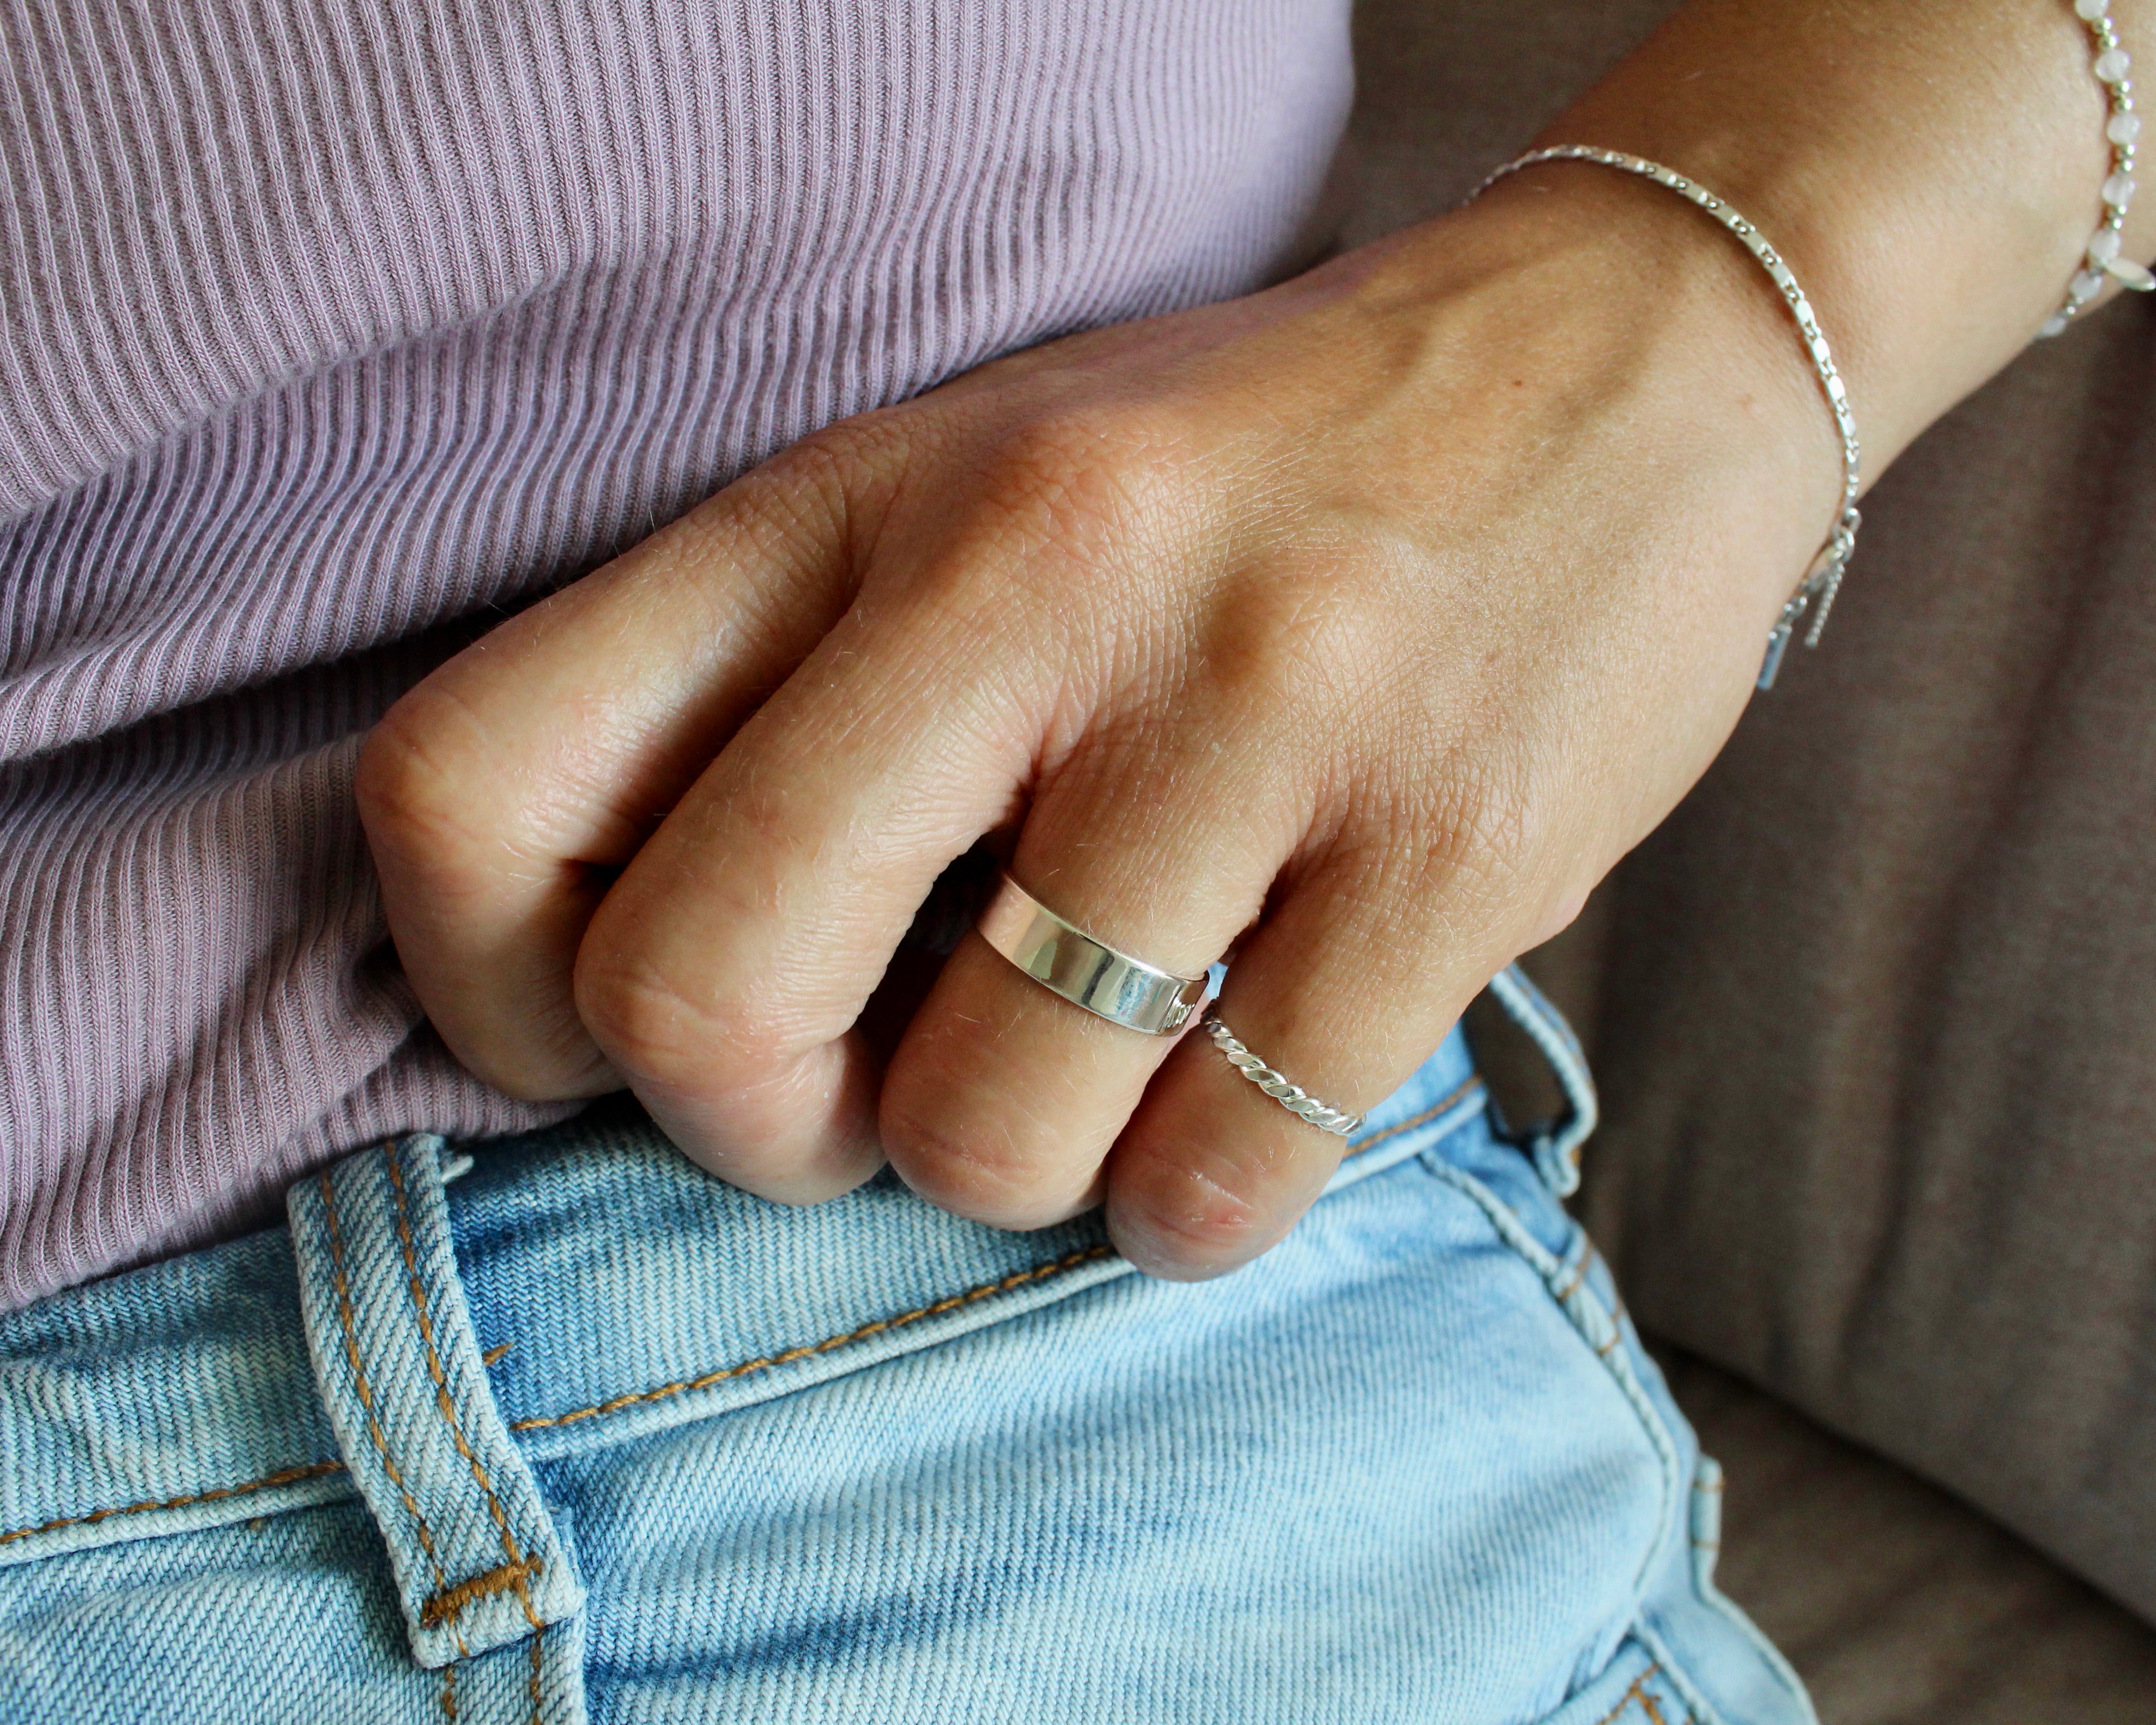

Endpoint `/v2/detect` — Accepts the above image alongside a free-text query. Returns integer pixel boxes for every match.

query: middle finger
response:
[879,701,1308,1230]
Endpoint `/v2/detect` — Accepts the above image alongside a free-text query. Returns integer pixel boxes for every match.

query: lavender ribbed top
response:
[0,0,1354,1306]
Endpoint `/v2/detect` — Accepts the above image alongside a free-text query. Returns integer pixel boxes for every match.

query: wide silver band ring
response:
[976,873,1211,1035]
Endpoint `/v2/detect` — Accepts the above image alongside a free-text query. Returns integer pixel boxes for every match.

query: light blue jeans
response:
[0,969,1813,1724]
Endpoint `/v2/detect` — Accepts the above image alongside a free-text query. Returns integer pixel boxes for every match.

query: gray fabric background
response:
[1667,1349,2156,1722]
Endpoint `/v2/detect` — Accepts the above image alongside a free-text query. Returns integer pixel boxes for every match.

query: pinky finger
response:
[1103,846,1522,1280]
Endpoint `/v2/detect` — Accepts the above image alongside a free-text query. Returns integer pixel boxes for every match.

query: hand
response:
[357,171,1836,1278]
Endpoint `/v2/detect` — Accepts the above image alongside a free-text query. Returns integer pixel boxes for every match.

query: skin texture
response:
[358,0,2155,1279]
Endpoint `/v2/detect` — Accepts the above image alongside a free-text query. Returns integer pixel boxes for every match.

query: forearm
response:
[1536,0,2153,469]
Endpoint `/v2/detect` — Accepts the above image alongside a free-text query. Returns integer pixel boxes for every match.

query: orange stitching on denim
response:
[1344,1079,1484,1161]
[385,1151,544,1632]
[508,1243,1119,1433]
[480,1078,1478,1438]
[441,1658,458,1723]
[529,1623,545,1724]
[320,1170,468,1655]
[1552,1248,1592,1303]
[421,1557,545,1627]
[0,1080,1483,1559]
[0,1458,346,1548]
[1593,1667,1662,1725]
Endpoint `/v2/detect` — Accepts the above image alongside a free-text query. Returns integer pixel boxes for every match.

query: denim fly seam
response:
[1421,1144,1817,1725]
[1632,1453,1818,1725]
[287,1136,585,1669]
[1425,1166,1723,1720]
[1474,963,1814,1721]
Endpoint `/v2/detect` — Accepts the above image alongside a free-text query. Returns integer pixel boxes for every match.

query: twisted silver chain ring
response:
[1205,1018,1364,1137]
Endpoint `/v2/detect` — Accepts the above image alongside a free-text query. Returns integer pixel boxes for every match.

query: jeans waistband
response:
[0,968,1591,1687]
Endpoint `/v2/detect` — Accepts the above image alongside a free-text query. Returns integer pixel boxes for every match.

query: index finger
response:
[356,450,862,1101]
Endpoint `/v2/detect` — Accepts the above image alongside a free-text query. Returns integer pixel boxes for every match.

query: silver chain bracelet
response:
[1470,146,1862,690]
[2041,0,2156,336]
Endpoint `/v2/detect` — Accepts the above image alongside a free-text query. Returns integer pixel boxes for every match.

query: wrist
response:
[1538,0,2146,471]
[1321,173,1845,625]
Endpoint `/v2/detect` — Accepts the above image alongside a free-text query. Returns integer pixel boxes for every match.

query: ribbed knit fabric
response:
[0,0,1355,1306]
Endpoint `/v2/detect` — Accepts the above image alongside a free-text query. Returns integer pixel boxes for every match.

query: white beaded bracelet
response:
[2041,0,2156,337]
[1471,146,1861,689]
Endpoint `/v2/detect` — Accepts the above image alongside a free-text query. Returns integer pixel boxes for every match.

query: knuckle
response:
[470,1042,609,1105]
[640,414,898,608]
[457,961,622,1103]
[571,936,787,1093]
[882,1124,1021,1220]
[1195,548,1408,728]
[879,1083,1084,1226]
[1109,1142,1270,1273]
[353,684,504,877]
[975,407,1200,561]
[785,403,912,483]
[726,430,863,549]
[568,947,692,1084]
[1436,747,1544,886]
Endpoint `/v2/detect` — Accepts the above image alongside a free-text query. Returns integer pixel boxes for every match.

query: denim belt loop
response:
[1485,962,1601,1198]
[288,1134,586,1671]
